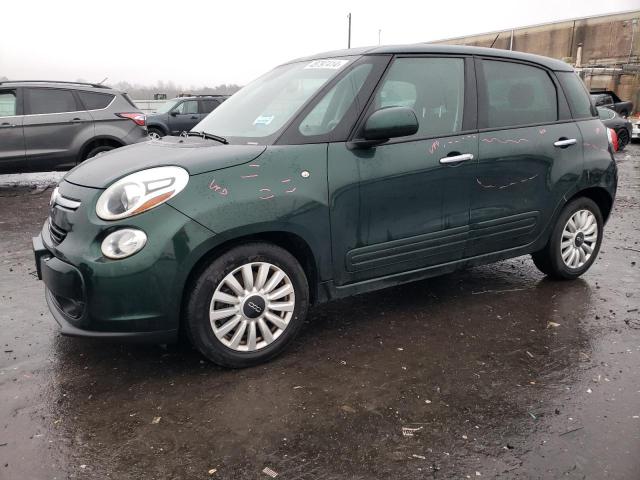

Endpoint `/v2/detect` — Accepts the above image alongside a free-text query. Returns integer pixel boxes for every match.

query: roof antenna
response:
[97,77,108,85]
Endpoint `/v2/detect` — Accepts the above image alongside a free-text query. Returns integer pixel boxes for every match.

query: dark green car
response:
[33,45,617,367]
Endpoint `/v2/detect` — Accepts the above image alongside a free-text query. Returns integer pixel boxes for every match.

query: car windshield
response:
[155,99,180,114]
[194,57,357,143]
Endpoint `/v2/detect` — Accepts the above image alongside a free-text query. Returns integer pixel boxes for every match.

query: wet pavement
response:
[1,146,639,480]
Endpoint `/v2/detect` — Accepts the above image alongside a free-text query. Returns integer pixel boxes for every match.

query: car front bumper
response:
[632,123,640,139]
[33,181,215,342]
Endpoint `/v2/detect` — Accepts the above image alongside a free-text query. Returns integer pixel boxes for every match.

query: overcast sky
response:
[1,0,637,87]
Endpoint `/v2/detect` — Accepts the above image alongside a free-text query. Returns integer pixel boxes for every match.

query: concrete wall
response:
[431,11,640,113]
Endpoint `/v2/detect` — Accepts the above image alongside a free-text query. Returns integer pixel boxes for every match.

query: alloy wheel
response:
[209,262,295,352]
[560,209,598,269]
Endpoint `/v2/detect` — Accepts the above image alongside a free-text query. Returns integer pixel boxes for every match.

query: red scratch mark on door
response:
[241,174,259,179]
[208,180,229,196]
[482,137,529,144]
[429,140,440,154]
[538,128,546,135]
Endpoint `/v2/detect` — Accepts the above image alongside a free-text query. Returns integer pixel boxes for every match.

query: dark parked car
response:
[146,95,228,138]
[597,107,632,150]
[0,81,147,173]
[34,45,617,367]
[590,89,633,117]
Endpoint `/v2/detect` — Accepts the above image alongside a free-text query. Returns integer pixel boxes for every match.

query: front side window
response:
[0,90,17,116]
[25,88,78,115]
[558,72,596,119]
[298,63,372,136]
[174,100,198,115]
[482,60,557,128]
[369,57,465,138]
[195,56,358,143]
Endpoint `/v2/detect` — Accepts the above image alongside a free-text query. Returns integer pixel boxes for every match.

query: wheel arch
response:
[146,123,169,135]
[78,136,125,161]
[179,230,321,331]
[568,186,614,223]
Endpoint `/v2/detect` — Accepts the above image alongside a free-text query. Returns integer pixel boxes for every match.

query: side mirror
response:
[349,106,419,149]
[170,111,179,117]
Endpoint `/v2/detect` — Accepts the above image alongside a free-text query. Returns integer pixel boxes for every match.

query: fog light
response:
[101,229,147,259]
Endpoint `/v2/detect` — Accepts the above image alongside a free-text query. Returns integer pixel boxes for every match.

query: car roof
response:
[0,80,121,93]
[286,44,574,72]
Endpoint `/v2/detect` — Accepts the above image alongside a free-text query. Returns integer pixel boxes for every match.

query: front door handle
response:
[554,138,577,148]
[0,122,16,128]
[190,116,198,119]
[71,118,86,123]
[439,153,474,164]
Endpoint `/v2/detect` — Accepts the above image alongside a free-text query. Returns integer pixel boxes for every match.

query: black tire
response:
[185,243,309,368]
[617,128,629,151]
[532,197,603,280]
[147,127,164,139]
[84,145,115,160]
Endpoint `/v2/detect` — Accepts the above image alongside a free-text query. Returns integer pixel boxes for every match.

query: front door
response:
[23,87,93,171]
[469,59,583,257]
[168,99,200,134]
[329,56,477,285]
[0,88,26,173]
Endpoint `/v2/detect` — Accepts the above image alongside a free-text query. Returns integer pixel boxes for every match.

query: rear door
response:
[0,88,26,172]
[23,87,93,171]
[168,99,199,134]
[469,58,582,257]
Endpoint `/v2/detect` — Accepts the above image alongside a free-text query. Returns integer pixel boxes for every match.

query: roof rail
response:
[177,93,229,98]
[0,80,112,89]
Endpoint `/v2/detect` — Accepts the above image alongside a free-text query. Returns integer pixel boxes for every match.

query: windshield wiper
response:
[187,130,228,144]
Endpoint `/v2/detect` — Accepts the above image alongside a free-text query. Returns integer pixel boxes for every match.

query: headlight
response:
[96,166,189,220]
[101,229,147,259]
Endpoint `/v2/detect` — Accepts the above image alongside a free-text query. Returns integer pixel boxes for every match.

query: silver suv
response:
[0,81,148,173]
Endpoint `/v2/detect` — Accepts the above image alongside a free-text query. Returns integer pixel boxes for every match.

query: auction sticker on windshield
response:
[304,59,349,70]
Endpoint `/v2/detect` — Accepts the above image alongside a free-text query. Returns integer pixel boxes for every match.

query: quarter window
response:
[370,57,465,138]
[78,91,114,110]
[482,60,557,128]
[25,88,79,115]
[559,72,597,119]
[0,90,17,116]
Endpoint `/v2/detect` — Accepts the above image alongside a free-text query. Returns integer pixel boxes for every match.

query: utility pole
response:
[378,29,381,45]
[347,13,352,48]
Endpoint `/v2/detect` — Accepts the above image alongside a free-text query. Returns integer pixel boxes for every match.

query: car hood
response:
[64,137,267,188]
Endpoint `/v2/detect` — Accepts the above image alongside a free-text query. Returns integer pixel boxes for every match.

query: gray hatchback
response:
[0,81,148,173]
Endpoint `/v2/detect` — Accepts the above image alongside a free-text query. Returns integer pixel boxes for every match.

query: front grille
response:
[48,189,81,246]
[48,219,67,245]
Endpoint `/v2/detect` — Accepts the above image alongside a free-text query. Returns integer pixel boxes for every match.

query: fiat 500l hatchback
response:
[33,45,617,367]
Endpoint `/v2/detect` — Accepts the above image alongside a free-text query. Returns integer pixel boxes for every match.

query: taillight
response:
[606,128,618,152]
[116,112,146,126]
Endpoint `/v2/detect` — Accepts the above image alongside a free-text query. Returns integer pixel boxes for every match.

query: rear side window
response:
[481,60,557,128]
[25,88,79,114]
[200,99,220,114]
[370,57,465,138]
[78,91,115,110]
[558,72,596,119]
[0,90,17,116]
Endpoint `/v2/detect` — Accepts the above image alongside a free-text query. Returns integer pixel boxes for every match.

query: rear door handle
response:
[190,116,198,119]
[439,153,474,164]
[71,118,86,123]
[0,122,16,128]
[554,138,577,148]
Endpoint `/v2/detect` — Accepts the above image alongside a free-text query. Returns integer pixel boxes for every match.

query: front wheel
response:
[185,243,309,367]
[532,197,603,280]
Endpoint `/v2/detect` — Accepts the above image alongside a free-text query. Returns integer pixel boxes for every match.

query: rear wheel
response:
[532,197,603,280]
[617,128,629,151]
[84,144,115,160]
[185,243,309,367]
